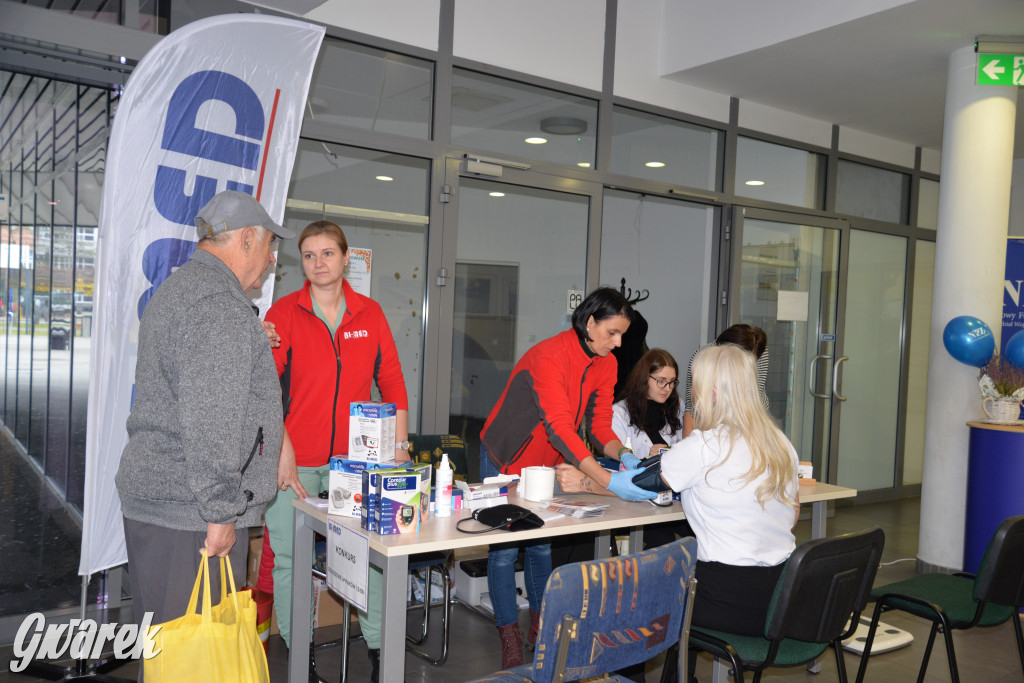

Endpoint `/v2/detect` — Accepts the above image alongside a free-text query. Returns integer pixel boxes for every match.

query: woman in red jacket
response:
[264,220,409,682]
[479,287,656,668]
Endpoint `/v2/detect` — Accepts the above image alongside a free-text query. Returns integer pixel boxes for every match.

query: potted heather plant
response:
[978,355,1024,422]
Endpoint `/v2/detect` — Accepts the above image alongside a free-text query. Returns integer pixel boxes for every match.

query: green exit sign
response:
[977,54,1024,86]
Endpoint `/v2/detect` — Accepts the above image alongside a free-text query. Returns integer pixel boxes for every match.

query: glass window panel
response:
[736,219,841,479]
[451,68,597,167]
[917,178,939,230]
[46,225,75,492]
[277,141,429,431]
[307,39,433,140]
[600,190,715,366]
[0,69,112,618]
[904,240,934,485]
[138,0,169,34]
[735,137,823,209]
[16,225,33,450]
[836,159,910,224]
[31,224,50,465]
[449,179,590,462]
[610,107,721,190]
[3,223,18,429]
[836,231,907,490]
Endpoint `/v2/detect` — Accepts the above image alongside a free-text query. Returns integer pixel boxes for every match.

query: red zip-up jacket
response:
[481,329,618,475]
[266,279,408,466]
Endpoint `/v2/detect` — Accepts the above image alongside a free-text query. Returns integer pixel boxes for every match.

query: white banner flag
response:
[80,14,325,576]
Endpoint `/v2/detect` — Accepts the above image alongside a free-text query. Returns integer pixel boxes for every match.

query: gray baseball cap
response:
[194,190,296,239]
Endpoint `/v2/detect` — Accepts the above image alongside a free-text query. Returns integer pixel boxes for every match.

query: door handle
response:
[833,356,849,401]
[809,354,832,399]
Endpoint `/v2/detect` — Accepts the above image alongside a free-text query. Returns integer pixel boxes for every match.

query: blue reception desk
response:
[964,421,1024,573]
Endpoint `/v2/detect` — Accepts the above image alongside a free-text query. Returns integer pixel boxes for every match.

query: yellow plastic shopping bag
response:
[144,550,269,683]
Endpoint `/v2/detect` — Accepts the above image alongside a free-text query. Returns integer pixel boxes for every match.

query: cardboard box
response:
[247,529,349,635]
[247,530,263,588]
[329,457,393,517]
[349,402,396,463]
[362,462,431,535]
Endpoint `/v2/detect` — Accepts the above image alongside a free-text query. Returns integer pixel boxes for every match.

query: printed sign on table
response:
[327,518,369,612]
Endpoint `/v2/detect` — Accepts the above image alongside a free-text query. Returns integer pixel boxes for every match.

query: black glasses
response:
[649,376,680,389]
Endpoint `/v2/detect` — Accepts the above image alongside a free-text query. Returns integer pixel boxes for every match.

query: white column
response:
[918,45,1016,570]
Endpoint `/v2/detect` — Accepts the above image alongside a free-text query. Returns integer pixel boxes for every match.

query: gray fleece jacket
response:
[116,248,283,531]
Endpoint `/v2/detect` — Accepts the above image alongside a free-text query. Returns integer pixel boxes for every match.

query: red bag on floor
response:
[250,588,274,653]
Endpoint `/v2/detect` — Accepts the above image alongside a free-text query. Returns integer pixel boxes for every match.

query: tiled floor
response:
[2,466,1023,681]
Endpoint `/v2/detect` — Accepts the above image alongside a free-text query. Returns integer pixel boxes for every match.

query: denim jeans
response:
[480,446,552,627]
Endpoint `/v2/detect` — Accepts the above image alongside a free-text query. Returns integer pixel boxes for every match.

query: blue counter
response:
[964,421,1024,573]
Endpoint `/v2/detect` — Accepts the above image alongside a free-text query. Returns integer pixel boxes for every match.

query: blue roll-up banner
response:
[1003,238,1024,356]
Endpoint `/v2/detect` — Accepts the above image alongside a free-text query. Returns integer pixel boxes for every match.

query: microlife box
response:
[328,457,394,517]
[349,402,396,463]
[361,462,431,535]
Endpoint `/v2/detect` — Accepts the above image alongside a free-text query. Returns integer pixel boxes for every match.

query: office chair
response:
[689,526,885,683]
[854,514,1024,683]
[465,536,698,683]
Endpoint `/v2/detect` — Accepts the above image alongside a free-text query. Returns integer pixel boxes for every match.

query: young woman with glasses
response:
[611,348,685,461]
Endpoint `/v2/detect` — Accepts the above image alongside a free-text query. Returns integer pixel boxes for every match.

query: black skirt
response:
[692,559,787,636]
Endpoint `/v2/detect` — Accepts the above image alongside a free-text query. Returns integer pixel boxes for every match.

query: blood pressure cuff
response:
[630,454,673,493]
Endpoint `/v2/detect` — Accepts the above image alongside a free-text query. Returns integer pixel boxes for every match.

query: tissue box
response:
[349,402,396,463]
[329,457,393,517]
[362,462,432,535]
[798,461,815,484]
[456,481,509,510]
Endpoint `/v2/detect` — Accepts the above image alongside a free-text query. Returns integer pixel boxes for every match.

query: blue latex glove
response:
[607,469,658,501]
[619,450,642,470]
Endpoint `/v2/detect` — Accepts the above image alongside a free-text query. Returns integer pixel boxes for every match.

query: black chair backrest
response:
[974,515,1024,608]
[765,527,885,644]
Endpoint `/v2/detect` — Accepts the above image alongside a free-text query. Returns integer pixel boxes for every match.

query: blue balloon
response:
[1004,329,1024,368]
[943,316,995,367]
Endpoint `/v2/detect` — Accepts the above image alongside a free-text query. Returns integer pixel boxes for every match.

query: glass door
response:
[431,159,601,475]
[732,208,845,483]
[835,230,908,490]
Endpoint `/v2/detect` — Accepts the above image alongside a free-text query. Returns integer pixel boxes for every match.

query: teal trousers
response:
[263,465,383,649]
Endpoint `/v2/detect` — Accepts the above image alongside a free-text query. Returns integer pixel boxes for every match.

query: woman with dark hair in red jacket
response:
[479,286,656,668]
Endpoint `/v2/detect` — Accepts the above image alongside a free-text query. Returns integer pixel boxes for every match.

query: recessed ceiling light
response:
[525,137,548,145]
[577,162,591,168]
[375,175,394,182]
[489,192,505,197]
[540,117,588,135]
[745,180,765,186]
[645,161,665,168]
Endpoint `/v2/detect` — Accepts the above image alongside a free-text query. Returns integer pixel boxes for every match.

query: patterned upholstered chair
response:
[689,527,885,683]
[465,536,698,683]
[855,515,1024,683]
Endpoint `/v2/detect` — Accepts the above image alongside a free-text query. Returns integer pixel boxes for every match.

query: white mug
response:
[519,466,555,502]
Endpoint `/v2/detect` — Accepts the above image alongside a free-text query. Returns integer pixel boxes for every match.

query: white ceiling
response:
[660,0,1024,159]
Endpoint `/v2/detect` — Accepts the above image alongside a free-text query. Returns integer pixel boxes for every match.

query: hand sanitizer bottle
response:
[435,454,453,517]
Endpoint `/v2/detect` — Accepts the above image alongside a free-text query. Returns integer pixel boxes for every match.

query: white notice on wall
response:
[567,290,584,314]
[777,290,809,322]
[345,248,372,297]
[327,518,369,612]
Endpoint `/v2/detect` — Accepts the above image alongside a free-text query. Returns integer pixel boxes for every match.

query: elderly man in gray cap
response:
[116,190,293,639]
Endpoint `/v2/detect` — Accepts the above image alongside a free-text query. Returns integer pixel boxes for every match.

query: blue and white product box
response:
[360,468,380,533]
[362,462,431,535]
[349,401,397,463]
[329,457,394,517]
